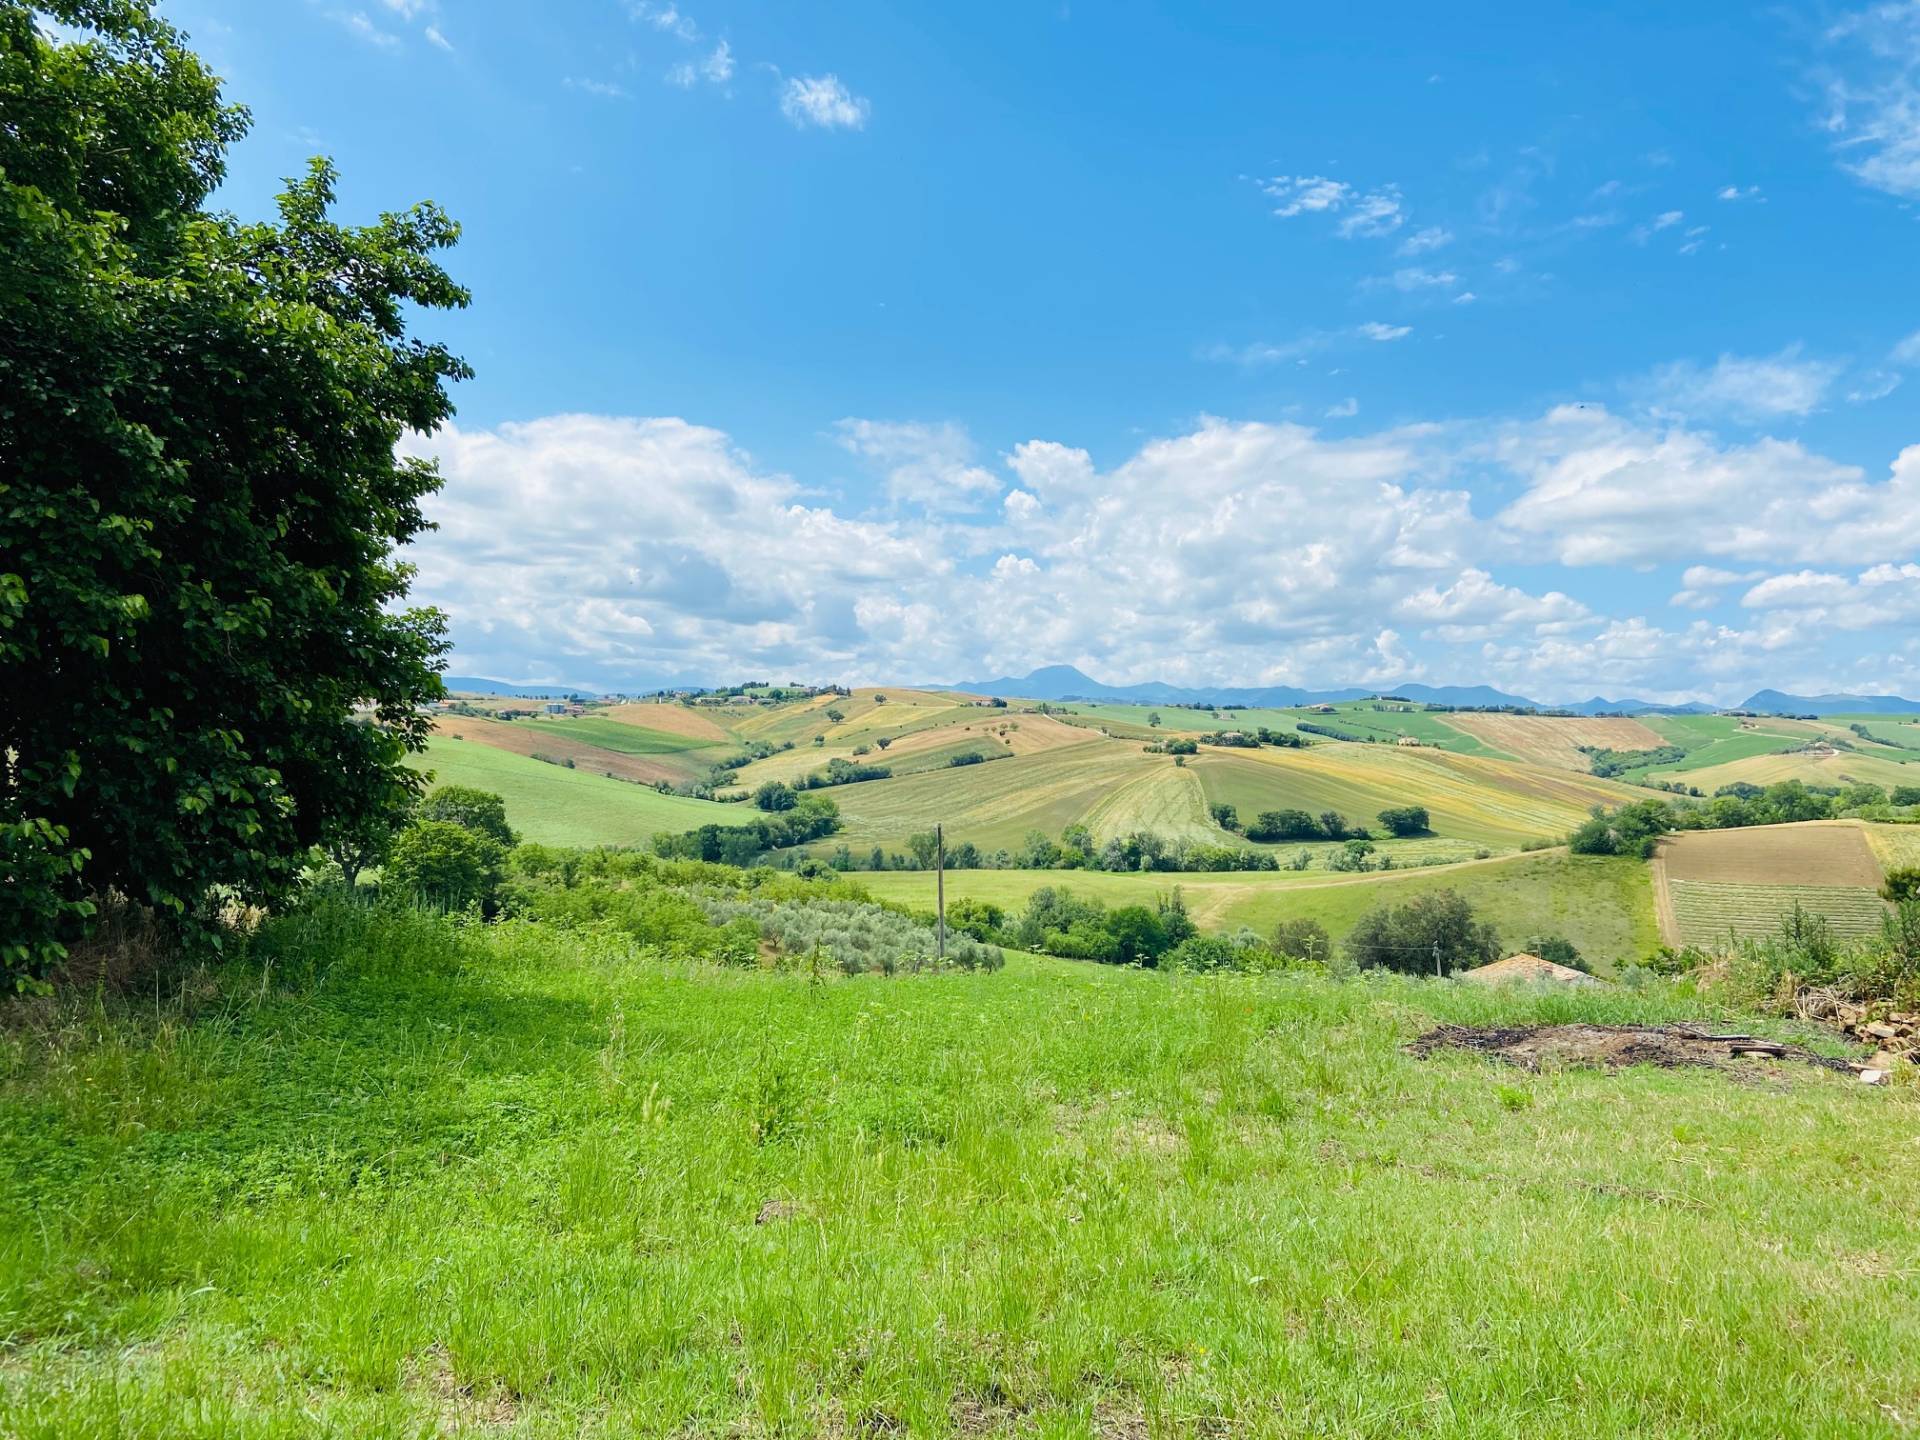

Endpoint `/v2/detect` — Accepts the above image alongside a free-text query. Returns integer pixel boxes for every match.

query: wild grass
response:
[1,900,1910,1436]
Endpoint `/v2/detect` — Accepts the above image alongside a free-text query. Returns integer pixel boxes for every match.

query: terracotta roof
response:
[1458,953,1601,986]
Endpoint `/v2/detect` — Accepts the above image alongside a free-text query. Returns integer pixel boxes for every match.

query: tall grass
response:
[0,899,1914,1436]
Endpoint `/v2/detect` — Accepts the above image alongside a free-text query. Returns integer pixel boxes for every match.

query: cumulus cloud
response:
[400,408,1920,699]
[780,74,869,129]
[1492,408,1920,565]
[1259,175,1405,236]
[834,419,1002,511]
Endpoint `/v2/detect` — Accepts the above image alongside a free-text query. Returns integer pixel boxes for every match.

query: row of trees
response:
[1224,806,1430,843]
[1569,780,1917,858]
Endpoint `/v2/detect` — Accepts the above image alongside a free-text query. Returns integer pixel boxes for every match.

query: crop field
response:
[1667,879,1890,945]
[1191,743,1642,851]
[1292,702,1506,755]
[595,701,733,743]
[1865,822,1920,872]
[1677,747,1918,795]
[1630,714,1827,775]
[863,851,1661,965]
[432,714,688,786]
[1078,761,1219,844]
[1651,823,1889,948]
[1836,717,1920,752]
[1055,701,1314,742]
[406,738,753,848]
[1443,713,1666,771]
[516,715,721,757]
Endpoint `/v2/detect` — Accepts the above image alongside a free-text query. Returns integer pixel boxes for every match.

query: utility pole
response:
[935,822,946,963]
[1433,939,1442,978]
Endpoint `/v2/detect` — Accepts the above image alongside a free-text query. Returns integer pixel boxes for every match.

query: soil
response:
[1408,1023,1855,1075]
[1655,821,1884,888]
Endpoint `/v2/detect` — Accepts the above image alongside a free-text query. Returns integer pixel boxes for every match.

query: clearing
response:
[2,905,1912,1435]
[1652,822,1890,947]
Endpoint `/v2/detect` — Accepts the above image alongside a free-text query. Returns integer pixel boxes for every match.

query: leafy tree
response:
[1892,786,1920,807]
[1376,806,1431,837]
[907,831,940,868]
[1246,808,1318,842]
[944,897,1006,942]
[1148,712,1162,727]
[1318,811,1349,840]
[1164,737,1197,755]
[1884,869,1920,905]
[1271,917,1331,963]
[1209,802,1240,832]
[1105,905,1170,965]
[385,820,504,912]
[418,786,516,847]
[1,3,465,975]
[1527,933,1590,972]
[824,708,845,723]
[874,736,893,750]
[754,780,798,812]
[1345,889,1501,975]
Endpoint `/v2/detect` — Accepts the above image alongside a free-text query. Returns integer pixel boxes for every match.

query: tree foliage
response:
[0,2,467,976]
[1344,889,1501,975]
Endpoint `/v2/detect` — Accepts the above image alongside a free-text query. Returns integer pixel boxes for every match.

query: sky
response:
[158,0,1920,703]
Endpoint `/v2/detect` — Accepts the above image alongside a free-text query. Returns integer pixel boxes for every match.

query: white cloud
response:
[1740,563,1920,629]
[1636,346,1840,421]
[1259,175,1404,236]
[1395,568,1593,641]
[630,1,699,41]
[1717,184,1762,200]
[666,62,696,88]
[1325,397,1360,419]
[1493,408,1920,566]
[1377,266,1458,291]
[780,74,869,130]
[1357,321,1412,341]
[423,23,451,50]
[702,40,734,83]
[1398,225,1453,255]
[565,76,631,100]
[834,419,1000,510]
[1452,291,1478,305]
[1819,1,1920,198]
[333,11,401,49]
[1849,369,1904,403]
[1894,329,1920,365]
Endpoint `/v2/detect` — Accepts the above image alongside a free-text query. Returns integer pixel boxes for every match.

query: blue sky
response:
[165,0,1920,702]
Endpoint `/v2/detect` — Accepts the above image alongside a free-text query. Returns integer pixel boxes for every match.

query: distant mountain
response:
[442,675,601,699]
[943,666,1731,715]
[1741,689,1920,715]
[1561,695,1719,716]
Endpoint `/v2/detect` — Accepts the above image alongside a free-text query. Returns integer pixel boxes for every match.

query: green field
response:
[516,715,723,757]
[408,738,752,847]
[862,851,1661,967]
[5,901,1911,1436]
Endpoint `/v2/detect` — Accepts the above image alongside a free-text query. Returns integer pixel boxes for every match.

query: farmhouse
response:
[1460,953,1600,986]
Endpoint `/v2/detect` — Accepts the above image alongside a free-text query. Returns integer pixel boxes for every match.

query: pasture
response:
[406,739,754,848]
[5,902,1908,1437]
[1651,822,1890,948]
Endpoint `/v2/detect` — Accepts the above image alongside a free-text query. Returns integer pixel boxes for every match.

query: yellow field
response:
[432,714,684,785]
[1192,741,1645,850]
[1865,822,1920,872]
[596,701,731,742]
[1443,713,1666,771]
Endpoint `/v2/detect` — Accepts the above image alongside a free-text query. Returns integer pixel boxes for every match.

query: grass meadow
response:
[407,739,753,848]
[2,900,1914,1437]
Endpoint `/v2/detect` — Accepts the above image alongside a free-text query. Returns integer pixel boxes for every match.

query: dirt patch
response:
[1656,821,1884,888]
[1408,1023,1854,1075]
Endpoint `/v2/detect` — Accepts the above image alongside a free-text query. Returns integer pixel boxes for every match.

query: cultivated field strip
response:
[1668,879,1889,944]
[1444,713,1667,772]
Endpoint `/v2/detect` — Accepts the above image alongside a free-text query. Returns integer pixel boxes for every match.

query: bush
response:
[1271,917,1332,964]
[754,781,798,812]
[1883,868,1920,904]
[1246,809,1319,843]
[1376,806,1430,837]
[1892,786,1920,807]
[1345,889,1501,975]
[697,895,1002,974]
[385,820,505,912]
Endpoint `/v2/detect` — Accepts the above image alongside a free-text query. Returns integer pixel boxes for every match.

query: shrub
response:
[1271,917,1332,964]
[697,895,1001,973]
[385,820,504,912]
[1246,809,1319,843]
[754,781,798,812]
[1883,868,1920,905]
[1376,806,1431,837]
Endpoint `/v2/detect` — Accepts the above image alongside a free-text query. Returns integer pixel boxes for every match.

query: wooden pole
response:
[936,822,946,963]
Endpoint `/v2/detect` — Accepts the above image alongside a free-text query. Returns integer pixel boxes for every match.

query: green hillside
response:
[407,738,753,847]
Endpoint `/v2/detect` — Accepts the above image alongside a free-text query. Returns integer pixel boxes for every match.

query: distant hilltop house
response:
[1459,954,1600,986]
[1307,703,1337,713]
[1395,735,1423,747]
[544,702,567,715]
